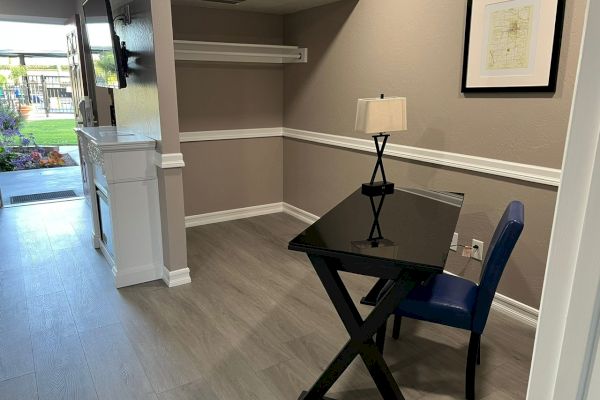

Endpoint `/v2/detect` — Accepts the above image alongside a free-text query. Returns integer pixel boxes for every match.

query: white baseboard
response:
[162,266,192,287]
[112,263,162,288]
[491,292,539,328]
[185,202,284,227]
[443,270,538,328]
[184,202,539,327]
[154,152,185,169]
[282,203,319,224]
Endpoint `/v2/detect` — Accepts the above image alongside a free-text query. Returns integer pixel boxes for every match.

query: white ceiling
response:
[170,0,344,15]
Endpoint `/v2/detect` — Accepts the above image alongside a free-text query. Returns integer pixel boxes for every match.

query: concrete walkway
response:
[0,166,84,206]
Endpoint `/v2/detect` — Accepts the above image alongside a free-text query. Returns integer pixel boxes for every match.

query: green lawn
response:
[20,119,77,146]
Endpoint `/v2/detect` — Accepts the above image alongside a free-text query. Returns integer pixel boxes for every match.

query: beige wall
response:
[284,0,586,169]
[281,0,586,308]
[172,6,285,214]
[176,63,283,132]
[182,138,283,216]
[172,6,284,133]
[171,5,283,44]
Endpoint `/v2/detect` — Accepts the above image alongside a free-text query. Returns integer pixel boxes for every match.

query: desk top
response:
[289,188,464,272]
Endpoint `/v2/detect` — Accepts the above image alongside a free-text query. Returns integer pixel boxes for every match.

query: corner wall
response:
[282,0,587,308]
[171,6,285,216]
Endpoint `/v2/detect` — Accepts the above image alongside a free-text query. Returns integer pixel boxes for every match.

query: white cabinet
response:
[76,126,163,288]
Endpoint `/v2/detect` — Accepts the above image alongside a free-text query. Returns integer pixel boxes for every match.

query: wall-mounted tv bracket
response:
[113,4,132,26]
[120,41,131,77]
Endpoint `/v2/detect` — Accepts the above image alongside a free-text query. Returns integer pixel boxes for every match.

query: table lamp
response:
[355,94,407,196]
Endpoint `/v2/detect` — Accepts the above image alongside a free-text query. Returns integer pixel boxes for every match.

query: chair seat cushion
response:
[396,273,478,331]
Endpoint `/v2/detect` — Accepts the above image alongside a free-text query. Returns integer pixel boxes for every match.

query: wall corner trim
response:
[179,127,561,187]
[282,202,319,224]
[162,266,192,287]
[184,201,540,326]
[154,152,186,169]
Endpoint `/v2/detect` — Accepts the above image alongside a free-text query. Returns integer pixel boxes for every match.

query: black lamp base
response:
[362,181,395,196]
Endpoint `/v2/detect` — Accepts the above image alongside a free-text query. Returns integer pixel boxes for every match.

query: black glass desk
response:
[288,187,464,400]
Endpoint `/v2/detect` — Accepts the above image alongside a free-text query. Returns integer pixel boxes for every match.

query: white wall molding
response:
[184,201,539,326]
[154,152,186,169]
[185,202,284,227]
[492,292,539,328]
[282,203,320,225]
[179,127,561,187]
[283,128,561,187]
[180,128,284,143]
[162,266,192,287]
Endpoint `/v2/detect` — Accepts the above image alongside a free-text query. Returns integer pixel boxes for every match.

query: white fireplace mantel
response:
[76,126,163,288]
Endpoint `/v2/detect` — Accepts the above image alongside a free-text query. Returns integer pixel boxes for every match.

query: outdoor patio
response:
[0,145,83,206]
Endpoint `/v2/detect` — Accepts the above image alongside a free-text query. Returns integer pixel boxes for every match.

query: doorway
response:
[0,20,83,207]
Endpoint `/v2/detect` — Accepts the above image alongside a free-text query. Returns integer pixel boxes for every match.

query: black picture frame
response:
[461,0,566,93]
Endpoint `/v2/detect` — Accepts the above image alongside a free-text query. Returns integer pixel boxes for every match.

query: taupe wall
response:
[182,138,283,216]
[282,0,587,308]
[172,5,284,133]
[284,0,586,169]
[172,6,285,215]
[176,63,283,132]
[171,5,283,44]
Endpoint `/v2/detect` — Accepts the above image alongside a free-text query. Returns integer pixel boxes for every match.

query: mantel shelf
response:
[173,40,308,64]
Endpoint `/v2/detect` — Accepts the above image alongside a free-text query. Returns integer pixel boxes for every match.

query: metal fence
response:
[0,75,74,116]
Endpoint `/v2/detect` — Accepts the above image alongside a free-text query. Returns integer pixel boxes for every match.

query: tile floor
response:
[0,199,536,399]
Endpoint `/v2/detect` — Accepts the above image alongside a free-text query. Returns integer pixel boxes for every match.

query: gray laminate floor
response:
[0,199,535,399]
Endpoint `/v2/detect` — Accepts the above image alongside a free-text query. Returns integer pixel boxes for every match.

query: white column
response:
[527,0,600,398]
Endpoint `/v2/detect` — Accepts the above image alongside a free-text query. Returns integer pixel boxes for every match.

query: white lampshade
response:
[355,97,407,134]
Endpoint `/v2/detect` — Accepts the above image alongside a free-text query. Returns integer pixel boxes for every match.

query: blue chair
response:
[375,201,524,400]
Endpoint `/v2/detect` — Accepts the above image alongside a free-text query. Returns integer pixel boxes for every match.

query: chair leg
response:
[392,315,402,339]
[376,321,387,354]
[466,332,480,400]
[477,336,481,365]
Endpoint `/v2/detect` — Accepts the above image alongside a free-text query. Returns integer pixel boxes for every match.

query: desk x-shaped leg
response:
[300,255,426,400]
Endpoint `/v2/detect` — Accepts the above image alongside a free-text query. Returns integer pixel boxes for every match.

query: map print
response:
[486,5,534,70]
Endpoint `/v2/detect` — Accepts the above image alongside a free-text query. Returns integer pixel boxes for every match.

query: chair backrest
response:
[472,201,524,334]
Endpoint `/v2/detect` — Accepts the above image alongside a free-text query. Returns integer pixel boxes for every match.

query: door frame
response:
[528,0,600,398]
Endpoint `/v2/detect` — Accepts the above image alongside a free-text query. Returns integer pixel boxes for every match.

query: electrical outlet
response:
[471,239,484,261]
[450,232,458,252]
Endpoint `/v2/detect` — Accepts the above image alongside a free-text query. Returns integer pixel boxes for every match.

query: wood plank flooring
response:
[0,199,536,399]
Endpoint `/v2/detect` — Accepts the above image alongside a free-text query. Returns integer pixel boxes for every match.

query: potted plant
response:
[9,66,33,119]
[0,101,39,172]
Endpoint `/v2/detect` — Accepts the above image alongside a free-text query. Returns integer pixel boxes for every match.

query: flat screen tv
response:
[83,0,128,89]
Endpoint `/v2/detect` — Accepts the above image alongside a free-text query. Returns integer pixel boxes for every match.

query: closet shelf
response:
[173,40,307,64]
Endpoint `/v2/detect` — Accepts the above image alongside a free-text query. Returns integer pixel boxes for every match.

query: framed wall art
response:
[462,0,566,93]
